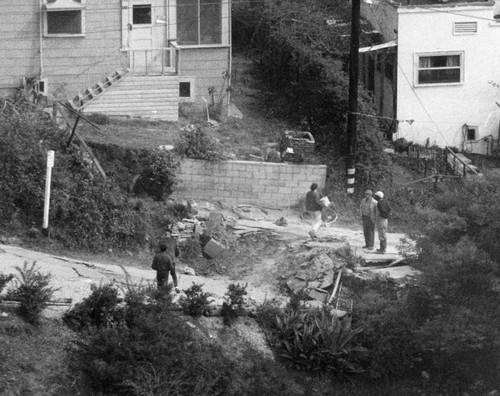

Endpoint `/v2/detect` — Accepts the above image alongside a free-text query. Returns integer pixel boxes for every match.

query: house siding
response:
[42,1,126,101]
[178,47,230,103]
[0,2,40,93]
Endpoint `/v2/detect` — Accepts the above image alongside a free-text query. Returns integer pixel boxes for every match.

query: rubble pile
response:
[282,250,349,310]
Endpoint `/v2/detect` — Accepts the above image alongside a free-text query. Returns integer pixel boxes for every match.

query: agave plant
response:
[272,307,367,377]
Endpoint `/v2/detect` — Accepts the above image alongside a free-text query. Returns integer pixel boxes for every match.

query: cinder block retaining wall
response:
[172,159,327,208]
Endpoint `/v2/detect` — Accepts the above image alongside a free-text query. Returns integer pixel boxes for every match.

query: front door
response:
[123,0,167,75]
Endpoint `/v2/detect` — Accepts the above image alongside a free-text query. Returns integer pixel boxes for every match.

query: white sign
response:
[47,150,55,168]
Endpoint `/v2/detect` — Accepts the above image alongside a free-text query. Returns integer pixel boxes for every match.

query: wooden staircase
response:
[72,70,179,121]
[446,150,483,177]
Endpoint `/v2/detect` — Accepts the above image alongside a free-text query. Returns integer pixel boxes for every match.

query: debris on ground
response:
[274,216,288,227]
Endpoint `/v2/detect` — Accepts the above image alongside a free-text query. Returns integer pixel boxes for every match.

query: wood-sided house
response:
[0,0,232,121]
[360,0,500,155]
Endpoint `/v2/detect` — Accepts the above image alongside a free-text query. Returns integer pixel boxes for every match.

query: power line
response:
[396,63,453,147]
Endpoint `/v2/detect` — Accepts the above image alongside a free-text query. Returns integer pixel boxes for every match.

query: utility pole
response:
[346,0,361,194]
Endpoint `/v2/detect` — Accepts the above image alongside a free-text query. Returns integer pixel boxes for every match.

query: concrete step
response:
[81,74,179,121]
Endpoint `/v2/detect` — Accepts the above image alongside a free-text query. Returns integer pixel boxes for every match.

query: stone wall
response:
[172,159,327,208]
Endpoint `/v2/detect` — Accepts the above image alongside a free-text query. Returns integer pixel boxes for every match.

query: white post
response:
[42,150,55,236]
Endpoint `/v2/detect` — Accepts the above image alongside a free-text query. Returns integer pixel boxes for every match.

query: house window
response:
[416,52,463,85]
[179,82,191,97]
[464,125,478,141]
[177,0,222,45]
[44,0,85,37]
[179,79,195,101]
[453,21,477,35]
[133,4,152,25]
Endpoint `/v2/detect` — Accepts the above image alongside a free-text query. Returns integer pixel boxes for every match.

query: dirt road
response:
[0,207,408,318]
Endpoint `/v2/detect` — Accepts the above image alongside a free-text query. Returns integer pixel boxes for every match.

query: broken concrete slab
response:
[307,289,329,303]
[320,269,335,289]
[203,239,226,259]
[286,278,307,294]
[365,265,422,284]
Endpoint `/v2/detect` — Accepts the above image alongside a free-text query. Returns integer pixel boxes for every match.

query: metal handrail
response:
[124,45,179,75]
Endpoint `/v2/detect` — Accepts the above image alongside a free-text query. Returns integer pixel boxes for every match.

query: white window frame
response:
[43,0,86,38]
[464,125,479,141]
[414,51,464,87]
[179,78,196,102]
[176,0,229,47]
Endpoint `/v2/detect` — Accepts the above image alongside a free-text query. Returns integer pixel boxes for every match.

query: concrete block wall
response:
[172,159,327,208]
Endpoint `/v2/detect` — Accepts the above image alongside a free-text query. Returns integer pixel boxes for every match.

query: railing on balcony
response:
[125,41,180,76]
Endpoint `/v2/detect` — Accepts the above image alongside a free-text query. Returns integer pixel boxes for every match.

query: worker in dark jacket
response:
[373,191,391,254]
[152,243,179,292]
[305,183,323,239]
[160,230,180,263]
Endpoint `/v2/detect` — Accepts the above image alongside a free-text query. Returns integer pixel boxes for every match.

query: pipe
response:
[39,0,44,77]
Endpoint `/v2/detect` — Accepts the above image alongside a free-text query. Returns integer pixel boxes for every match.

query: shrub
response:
[180,283,213,317]
[174,125,226,162]
[0,273,14,296]
[133,148,179,201]
[86,113,110,125]
[63,283,124,331]
[270,307,366,378]
[221,283,248,326]
[6,261,57,325]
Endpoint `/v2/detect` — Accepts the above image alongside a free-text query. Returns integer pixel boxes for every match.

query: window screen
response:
[177,0,222,45]
[179,82,191,98]
[133,4,152,25]
[47,10,82,34]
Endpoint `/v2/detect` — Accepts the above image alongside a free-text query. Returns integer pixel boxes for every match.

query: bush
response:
[63,283,124,331]
[6,261,57,325]
[0,104,62,226]
[86,113,110,125]
[221,283,248,326]
[180,283,213,317]
[174,125,226,162]
[133,148,179,201]
[269,307,366,378]
[0,273,14,296]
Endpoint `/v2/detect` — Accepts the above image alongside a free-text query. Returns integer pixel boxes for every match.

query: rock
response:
[286,278,307,294]
[307,289,329,303]
[274,217,288,227]
[203,238,226,259]
[208,211,225,223]
[320,269,335,289]
[181,266,196,276]
[310,253,335,274]
[307,281,320,289]
[194,223,204,236]
[303,300,324,309]
[366,266,422,284]
[295,269,318,281]
[27,227,41,239]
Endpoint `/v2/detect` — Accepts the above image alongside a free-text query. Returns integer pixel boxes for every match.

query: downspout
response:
[39,0,44,77]
[227,0,232,113]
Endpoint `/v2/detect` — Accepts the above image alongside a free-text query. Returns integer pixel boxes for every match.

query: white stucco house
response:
[360,0,500,155]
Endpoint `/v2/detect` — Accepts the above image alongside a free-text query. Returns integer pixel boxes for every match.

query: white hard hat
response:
[374,191,384,199]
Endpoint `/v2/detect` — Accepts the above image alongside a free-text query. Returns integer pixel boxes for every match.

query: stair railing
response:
[78,48,129,92]
[445,147,481,177]
[126,42,179,76]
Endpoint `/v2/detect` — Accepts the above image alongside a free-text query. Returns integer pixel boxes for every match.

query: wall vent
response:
[453,21,478,35]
